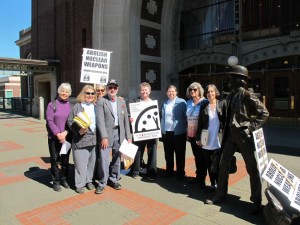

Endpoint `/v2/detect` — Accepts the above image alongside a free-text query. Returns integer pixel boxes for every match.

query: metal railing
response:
[0,97,31,114]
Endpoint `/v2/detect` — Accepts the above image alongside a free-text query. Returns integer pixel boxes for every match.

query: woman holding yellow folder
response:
[68,85,97,194]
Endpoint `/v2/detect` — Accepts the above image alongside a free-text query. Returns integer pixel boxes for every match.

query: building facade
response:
[18,0,300,126]
[0,76,21,98]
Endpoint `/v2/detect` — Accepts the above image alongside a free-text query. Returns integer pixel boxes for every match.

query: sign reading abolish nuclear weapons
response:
[80,48,111,84]
[129,100,162,141]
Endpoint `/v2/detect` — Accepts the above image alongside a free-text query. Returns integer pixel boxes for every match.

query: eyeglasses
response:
[189,88,198,92]
[85,92,95,95]
[108,86,118,90]
[97,89,105,92]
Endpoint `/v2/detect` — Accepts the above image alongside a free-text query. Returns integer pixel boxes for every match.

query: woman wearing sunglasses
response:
[96,84,106,99]
[68,85,98,194]
[186,82,208,188]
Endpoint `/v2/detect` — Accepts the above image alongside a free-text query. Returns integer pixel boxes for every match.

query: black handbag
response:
[210,151,237,174]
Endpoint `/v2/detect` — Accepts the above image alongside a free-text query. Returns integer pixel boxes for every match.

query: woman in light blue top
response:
[161,85,187,179]
[196,84,224,193]
[186,82,208,188]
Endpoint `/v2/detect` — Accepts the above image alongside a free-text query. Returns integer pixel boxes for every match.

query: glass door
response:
[270,72,295,117]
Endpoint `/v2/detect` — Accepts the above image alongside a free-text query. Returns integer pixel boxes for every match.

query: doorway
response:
[269,71,295,118]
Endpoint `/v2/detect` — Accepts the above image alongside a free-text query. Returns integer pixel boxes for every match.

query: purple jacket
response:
[46,98,71,139]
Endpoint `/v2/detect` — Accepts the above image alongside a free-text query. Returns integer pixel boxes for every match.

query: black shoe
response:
[53,184,62,192]
[75,187,84,194]
[132,174,139,179]
[95,186,105,194]
[199,182,207,189]
[205,196,226,205]
[109,182,122,190]
[86,182,95,190]
[147,174,156,181]
[61,180,70,189]
[205,185,216,193]
[249,202,262,215]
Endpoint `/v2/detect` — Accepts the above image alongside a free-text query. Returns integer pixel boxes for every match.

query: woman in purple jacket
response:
[46,83,72,192]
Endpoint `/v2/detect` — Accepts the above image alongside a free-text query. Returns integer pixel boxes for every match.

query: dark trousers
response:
[216,128,262,203]
[203,149,219,186]
[132,139,157,176]
[48,138,71,184]
[163,132,186,177]
[189,137,207,183]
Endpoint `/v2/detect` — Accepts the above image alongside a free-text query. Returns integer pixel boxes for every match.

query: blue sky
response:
[0,0,31,59]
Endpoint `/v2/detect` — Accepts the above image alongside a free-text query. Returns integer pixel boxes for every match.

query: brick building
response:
[0,76,21,98]
[15,0,300,126]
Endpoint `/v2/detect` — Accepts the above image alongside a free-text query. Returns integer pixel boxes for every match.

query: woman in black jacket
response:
[196,84,224,193]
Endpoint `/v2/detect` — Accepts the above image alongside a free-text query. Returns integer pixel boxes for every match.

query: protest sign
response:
[290,180,300,212]
[262,159,299,201]
[80,48,111,84]
[253,128,269,180]
[129,100,161,141]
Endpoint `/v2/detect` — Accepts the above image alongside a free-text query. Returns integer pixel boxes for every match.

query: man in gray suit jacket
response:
[95,79,132,194]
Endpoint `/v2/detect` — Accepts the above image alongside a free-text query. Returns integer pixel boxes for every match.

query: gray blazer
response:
[67,103,97,149]
[95,95,132,146]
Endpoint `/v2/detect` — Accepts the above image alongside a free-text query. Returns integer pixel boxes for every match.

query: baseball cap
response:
[107,79,119,87]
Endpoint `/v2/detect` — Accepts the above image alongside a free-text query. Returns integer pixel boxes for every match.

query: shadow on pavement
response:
[24,166,53,189]
[218,194,266,225]
[24,163,76,191]
[135,168,267,225]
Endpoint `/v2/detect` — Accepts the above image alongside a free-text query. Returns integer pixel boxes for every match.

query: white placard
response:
[290,180,300,212]
[129,100,161,141]
[119,139,138,159]
[262,159,299,201]
[253,128,268,180]
[80,48,111,84]
[60,141,71,155]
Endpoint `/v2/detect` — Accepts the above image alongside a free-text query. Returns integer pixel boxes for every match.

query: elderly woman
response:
[196,84,224,192]
[186,82,208,188]
[46,82,72,192]
[68,85,97,194]
[129,82,157,181]
[96,84,106,99]
[161,85,187,179]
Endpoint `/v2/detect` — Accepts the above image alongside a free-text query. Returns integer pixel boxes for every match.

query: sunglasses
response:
[189,88,198,92]
[97,89,105,92]
[85,92,95,95]
[108,86,118,90]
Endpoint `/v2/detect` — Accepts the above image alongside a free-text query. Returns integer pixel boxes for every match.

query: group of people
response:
[46,64,269,214]
[46,80,132,194]
[160,65,269,215]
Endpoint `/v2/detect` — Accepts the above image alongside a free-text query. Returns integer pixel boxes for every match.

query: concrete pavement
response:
[0,111,300,225]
